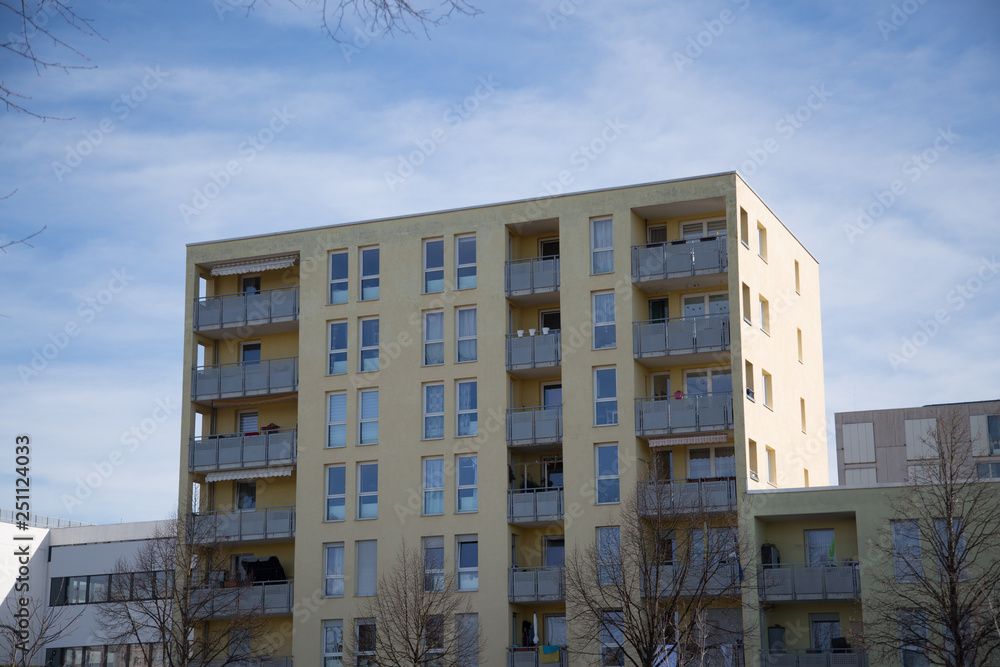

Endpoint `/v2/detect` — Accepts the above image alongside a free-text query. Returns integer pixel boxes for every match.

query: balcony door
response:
[647,225,667,244]
[805,529,835,565]
[652,374,671,398]
[238,411,258,434]
[810,613,841,652]
[648,298,668,323]
[241,276,260,294]
[540,310,561,331]
[545,614,567,648]
[683,293,729,317]
[236,481,256,510]
[241,342,261,365]
[539,238,559,258]
[544,537,565,567]
[543,384,562,409]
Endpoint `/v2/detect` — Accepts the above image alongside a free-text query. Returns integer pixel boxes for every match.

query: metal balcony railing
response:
[761,649,868,667]
[194,287,299,331]
[506,331,561,370]
[637,477,738,514]
[192,357,298,401]
[631,236,728,283]
[190,580,293,618]
[508,566,565,603]
[645,561,740,597]
[505,256,560,296]
[508,487,563,523]
[188,506,295,543]
[757,563,861,601]
[189,428,296,472]
[507,406,562,447]
[635,392,734,436]
[633,313,730,359]
[507,647,568,667]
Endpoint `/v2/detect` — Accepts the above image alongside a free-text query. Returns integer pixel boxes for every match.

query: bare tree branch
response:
[0,596,84,667]
[0,225,46,254]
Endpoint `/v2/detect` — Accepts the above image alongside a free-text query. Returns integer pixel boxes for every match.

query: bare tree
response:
[864,410,1000,667]
[564,475,749,667]
[0,225,46,254]
[96,515,275,667]
[347,541,483,667]
[0,596,83,667]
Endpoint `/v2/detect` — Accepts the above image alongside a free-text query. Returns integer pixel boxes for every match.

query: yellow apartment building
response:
[177,171,829,666]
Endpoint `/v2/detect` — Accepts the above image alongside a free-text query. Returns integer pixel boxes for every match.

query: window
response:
[682,219,726,239]
[358,463,378,519]
[761,370,773,408]
[596,444,620,504]
[794,259,801,293]
[766,446,777,485]
[935,518,968,581]
[759,295,770,333]
[355,541,377,596]
[800,398,807,432]
[423,536,444,592]
[892,520,923,582]
[600,611,625,666]
[237,481,256,509]
[238,411,258,434]
[591,217,614,274]
[745,361,755,400]
[682,292,729,317]
[68,576,88,604]
[456,307,477,362]
[425,615,444,655]
[898,610,928,667]
[797,328,804,362]
[322,620,344,667]
[456,614,479,667]
[360,246,379,300]
[457,454,478,512]
[742,283,752,323]
[757,223,768,260]
[89,575,108,603]
[457,381,478,436]
[424,383,444,439]
[326,465,346,521]
[597,527,621,585]
[689,446,736,479]
[685,368,732,395]
[327,392,347,448]
[592,292,616,349]
[805,529,835,566]
[424,239,444,293]
[355,619,376,665]
[423,311,444,366]
[456,235,477,289]
[749,440,758,477]
[328,321,347,375]
[359,389,378,445]
[359,318,379,371]
[740,208,749,247]
[423,458,444,515]
[457,536,478,590]
[594,367,618,426]
[329,251,348,304]
[991,415,1000,454]
[324,543,344,597]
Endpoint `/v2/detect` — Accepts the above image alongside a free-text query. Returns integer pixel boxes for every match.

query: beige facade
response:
[177,172,828,666]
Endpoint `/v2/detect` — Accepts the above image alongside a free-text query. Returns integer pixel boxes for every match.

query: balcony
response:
[188,506,295,544]
[507,648,567,667]
[508,487,563,524]
[634,392,734,438]
[505,256,560,304]
[507,406,562,449]
[758,563,861,602]
[508,566,565,603]
[638,478,737,515]
[190,580,293,618]
[633,313,730,367]
[192,358,298,403]
[193,287,299,337]
[189,428,296,472]
[506,331,561,377]
[631,237,728,292]
[645,561,740,597]
[761,650,868,667]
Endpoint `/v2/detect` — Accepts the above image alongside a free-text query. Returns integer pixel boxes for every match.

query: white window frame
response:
[360,246,379,301]
[742,283,752,324]
[423,458,444,516]
[323,543,344,597]
[759,295,770,334]
[456,380,478,437]
[358,462,378,520]
[591,217,614,274]
[423,383,444,440]
[681,218,726,240]
[892,520,923,582]
[423,238,444,294]
[688,446,736,479]
[355,542,377,597]
[683,368,732,395]
[456,535,479,591]
[757,223,768,261]
[456,307,477,363]
[355,618,376,660]
[456,454,478,513]
[327,392,347,448]
[423,310,444,366]
[329,250,348,305]
[594,366,618,426]
[766,446,777,485]
[325,464,346,522]
[762,370,773,408]
[423,536,444,592]
[592,291,616,350]
[595,444,620,505]
[328,320,348,375]
[359,317,379,372]
[358,389,378,445]
[456,234,477,290]
[740,208,749,247]
[322,619,344,666]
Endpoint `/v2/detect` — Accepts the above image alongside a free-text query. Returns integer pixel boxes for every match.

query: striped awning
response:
[210,254,298,276]
[205,466,294,482]
[648,434,730,448]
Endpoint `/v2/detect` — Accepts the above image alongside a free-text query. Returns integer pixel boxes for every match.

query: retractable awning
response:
[210,254,298,276]
[204,465,294,482]
[648,434,730,448]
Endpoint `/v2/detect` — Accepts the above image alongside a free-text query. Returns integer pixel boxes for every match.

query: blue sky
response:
[1,0,998,524]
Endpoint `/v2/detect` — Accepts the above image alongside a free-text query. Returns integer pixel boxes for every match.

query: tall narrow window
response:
[322,620,344,667]
[762,370,773,409]
[424,383,444,439]
[456,454,478,513]
[360,318,379,372]
[935,518,968,581]
[797,328,804,362]
[423,458,444,515]
[323,543,344,597]
[456,307,477,362]
[766,446,777,485]
[759,296,770,333]
[457,536,479,590]
[745,361,755,400]
[740,208,749,247]
[424,239,444,293]
[359,389,378,445]
[360,247,379,300]
[749,439,758,476]
[329,251,348,304]
[892,520,923,582]
[597,527,621,585]
[600,611,625,667]
[800,398,807,432]
[457,381,478,437]
[356,542,377,596]
[424,311,444,366]
[757,223,767,261]
[742,283,752,323]
[355,619,376,664]
[596,444,620,504]
[592,292,616,349]
[326,465,346,521]
[329,321,347,375]
[456,235,477,289]
[423,536,444,592]
[591,218,613,274]
[898,610,927,667]
[358,463,378,519]
[794,259,801,293]
[594,367,618,426]
[456,614,479,667]
[327,392,347,448]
